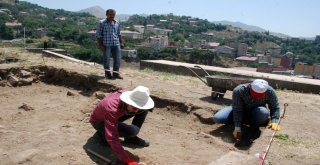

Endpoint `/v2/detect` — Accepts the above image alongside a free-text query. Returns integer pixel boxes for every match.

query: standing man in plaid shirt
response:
[96,9,125,79]
[213,79,281,144]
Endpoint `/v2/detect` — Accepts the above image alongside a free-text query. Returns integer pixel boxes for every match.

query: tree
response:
[171,33,185,42]
[137,47,154,60]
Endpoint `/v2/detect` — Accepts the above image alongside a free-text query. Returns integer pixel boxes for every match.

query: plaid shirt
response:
[96,19,121,46]
[232,83,280,127]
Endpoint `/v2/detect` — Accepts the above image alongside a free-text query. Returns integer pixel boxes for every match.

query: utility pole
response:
[23,27,26,48]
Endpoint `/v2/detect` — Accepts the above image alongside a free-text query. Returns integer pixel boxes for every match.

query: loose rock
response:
[18,103,34,111]
[19,78,33,86]
[0,81,6,87]
[67,91,76,96]
[95,91,105,100]
[20,70,32,78]
[7,75,19,87]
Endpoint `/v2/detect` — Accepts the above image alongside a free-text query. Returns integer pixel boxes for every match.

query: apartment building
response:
[148,35,168,51]
[294,62,314,76]
[146,24,155,29]
[215,45,235,56]
[227,42,248,57]
[133,25,145,34]
[148,28,173,36]
[121,30,143,39]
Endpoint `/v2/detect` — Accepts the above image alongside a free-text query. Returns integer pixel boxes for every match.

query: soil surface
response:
[0,47,320,165]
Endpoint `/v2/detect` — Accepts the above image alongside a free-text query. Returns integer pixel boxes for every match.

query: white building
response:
[133,25,145,33]
[215,45,235,56]
[148,28,173,36]
[227,42,248,57]
[121,49,138,58]
[121,30,143,39]
[206,42,220,49]
[148,35,168,51]
[146,24,155,29]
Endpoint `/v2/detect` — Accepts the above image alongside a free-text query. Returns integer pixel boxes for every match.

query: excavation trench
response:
[0,65,235,165]
[0,65,204,112]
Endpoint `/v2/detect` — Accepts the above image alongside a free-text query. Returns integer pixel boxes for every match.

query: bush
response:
[71,47,101,63]
[26,39,33,43]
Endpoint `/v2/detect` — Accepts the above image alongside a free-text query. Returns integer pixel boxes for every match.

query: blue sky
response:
[22,0,320,38]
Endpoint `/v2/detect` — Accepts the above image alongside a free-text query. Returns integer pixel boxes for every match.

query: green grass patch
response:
[140,68,178,78]
[275,133,289,141]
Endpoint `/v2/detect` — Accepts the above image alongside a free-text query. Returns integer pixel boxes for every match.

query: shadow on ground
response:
[83,132,141,165]
[200,96,232,106]
[209,124,262,150]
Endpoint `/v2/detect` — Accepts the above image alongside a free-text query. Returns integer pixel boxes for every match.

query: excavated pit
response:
[0,65,202,111]
[0,65,237,165]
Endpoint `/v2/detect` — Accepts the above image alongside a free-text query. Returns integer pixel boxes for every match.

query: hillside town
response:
[1,0,319,79]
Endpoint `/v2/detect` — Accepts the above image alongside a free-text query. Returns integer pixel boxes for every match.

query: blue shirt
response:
[96,19,121,46]
[232,83,280,127]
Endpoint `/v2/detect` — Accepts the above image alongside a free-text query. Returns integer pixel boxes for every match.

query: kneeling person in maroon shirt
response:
[90,86,154,165]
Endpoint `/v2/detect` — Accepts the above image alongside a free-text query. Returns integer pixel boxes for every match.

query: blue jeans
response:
[103,45,121,76]
[213,106,269,128]
[92,110,148,139]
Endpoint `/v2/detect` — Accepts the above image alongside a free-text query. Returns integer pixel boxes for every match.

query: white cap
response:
[251,79,269,93]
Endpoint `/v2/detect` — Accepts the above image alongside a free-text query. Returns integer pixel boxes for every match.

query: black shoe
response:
[105,74,112,79]
[248,127,261,140]
[124,136,149,147]
[113,74,123,79]
[105,71,113,79]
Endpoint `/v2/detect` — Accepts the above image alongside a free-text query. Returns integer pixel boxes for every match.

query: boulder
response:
[7,75,19,87]
[19,78,33,86]
[20,70,32,78]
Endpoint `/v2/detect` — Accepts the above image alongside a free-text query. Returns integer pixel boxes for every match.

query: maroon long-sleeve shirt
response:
[89,90,129,161]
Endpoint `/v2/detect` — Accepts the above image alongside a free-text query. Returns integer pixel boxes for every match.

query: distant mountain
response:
[214,20,291,39]
[0,0,15,4]
[78,6,131,22]
[214,20,266,32]
[78,6,105,18]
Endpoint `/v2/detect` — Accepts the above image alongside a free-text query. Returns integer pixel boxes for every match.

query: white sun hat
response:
[120,86,154,110]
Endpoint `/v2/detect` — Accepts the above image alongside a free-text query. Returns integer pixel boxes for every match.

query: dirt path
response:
[0,47,320,165]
